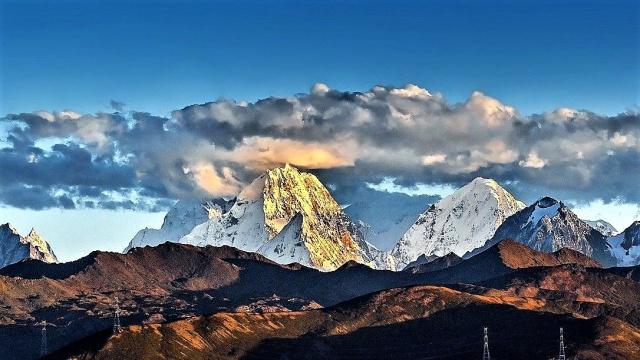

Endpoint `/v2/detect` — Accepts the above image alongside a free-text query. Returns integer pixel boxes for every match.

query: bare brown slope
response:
[0,240,623,360]
[405,238,589,276]
[58,285,640,360]
[0,243,417,360]
[497,240,601,269]
[427,239,600,284]
[468,264,640,330]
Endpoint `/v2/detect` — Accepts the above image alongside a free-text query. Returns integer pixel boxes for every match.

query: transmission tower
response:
[558,327,566,360]
[483,327,490,360]
[37,321,48,357]
[113,296,122,333]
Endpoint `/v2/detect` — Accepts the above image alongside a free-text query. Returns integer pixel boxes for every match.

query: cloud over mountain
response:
[1,84,638,210]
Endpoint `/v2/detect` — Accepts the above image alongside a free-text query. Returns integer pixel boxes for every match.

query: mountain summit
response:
[131,164,391,271]
[0,223,57,268]
[390,177,524,270]
[476,196,618,266]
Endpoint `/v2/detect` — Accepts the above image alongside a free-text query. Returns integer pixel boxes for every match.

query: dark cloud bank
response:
[1,84,638,211]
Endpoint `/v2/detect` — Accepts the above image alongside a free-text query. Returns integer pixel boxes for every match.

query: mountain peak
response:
[535,196,561,208]
[266,163,302,178]
[0,223,18,235]
[0,224,57,268]
[469,176,497,187]
[462,178,525,209]
[626,220,640,230]
[391,177,525,270]
[525,197,563,227]
[482,196,618,267]
[26,228,39,238]
[178,165,390,271]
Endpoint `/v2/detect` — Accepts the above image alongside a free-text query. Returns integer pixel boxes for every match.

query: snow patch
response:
[607,234,640,266]
[525,202,560,228]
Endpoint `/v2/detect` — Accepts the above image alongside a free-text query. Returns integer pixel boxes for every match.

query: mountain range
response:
[0,240,636,359]
[469,196,620,267]
[118,165,639,271]
[2,165,638,275]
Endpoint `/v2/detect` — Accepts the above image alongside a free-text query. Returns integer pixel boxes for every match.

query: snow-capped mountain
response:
[390,177,525,270]
[585,219,618,236]
[176,164,392,271]
[606,221,640,266]
[477,197,618,267]
[340,188,431,250]
[0,223,57,268]
[124,198,234,252]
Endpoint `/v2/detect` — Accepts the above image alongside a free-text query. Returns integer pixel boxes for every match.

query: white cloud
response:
[311,83,330,95]
[389,84,432,99]
[3,84,639,210]
[519,152,547,168]
[422,153,447,166]
[190,163,242,196]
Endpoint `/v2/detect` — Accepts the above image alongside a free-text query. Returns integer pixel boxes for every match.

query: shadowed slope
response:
[403,252,462,273]
[56,285,640,360]
[0,240,633,360]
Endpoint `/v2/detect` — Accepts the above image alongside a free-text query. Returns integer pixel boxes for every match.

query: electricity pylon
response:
[558,327,566,360]
[37,320,48,357]
[483,327,490,360]
[113,296,122,333]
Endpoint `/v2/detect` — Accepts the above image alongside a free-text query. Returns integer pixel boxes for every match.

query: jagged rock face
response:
[585,219,618,236]
[482,197,618,267]
[260,167,386,270]
[124,199,234,252]
[390,177,524,270]
[179,164,392,271]
[0,224,57,268]
[621,221,640,249]
[607,221,640,266]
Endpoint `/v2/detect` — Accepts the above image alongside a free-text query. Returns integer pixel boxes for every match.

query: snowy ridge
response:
[179,174,272,252]
[257,213,311,266]
[0,223,58,268]
[585,219,618,236]
[607,221,640,266]
[124,198,234,252]
[390,177,525,270]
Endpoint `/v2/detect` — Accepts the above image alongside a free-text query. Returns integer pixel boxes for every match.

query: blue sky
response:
[0,0,639,261]
[1,0,638,116]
